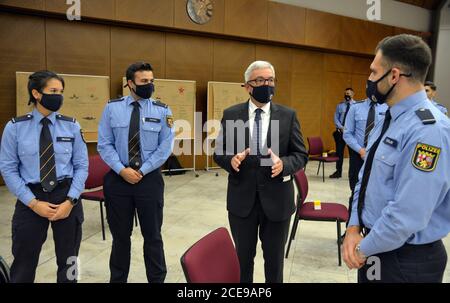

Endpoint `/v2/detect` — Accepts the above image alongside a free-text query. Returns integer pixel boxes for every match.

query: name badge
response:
[144,117,161,123]
[383,137,398,148]
[57,137,75,143]
[283,175,292,183]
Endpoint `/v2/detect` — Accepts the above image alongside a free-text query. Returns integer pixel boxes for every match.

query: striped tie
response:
[40,117,57,192]
[364,102,376,147]
[128,101,142,169]
[251,108,263,156]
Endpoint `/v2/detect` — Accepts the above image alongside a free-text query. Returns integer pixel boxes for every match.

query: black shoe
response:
[329,171,342,179]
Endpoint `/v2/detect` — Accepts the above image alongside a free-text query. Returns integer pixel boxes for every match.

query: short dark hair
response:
[345,88,354,92]
[376,34,432,82]
[424,81,437,91]
[27,70,65,105]
[126,62,153,82]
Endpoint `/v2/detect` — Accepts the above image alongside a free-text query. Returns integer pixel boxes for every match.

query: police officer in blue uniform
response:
[343,98,388,216]
[331,88,356,178]
[98,62,174,283]
[0,71,88,283]
[425,81,448,116]
[343,35,450,283]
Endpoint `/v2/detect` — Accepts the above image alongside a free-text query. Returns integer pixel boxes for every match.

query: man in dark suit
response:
[213,61,308,283]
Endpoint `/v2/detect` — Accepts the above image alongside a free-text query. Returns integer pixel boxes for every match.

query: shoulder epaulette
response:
[108,97,124,104]
[415,108,436,125]
[153,100,168,108]
[11,114,33,124]
[56,114,76,123]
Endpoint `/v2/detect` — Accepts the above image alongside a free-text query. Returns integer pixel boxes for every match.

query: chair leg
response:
[336,220,342,266]
[316,161,321,175]
[134,210,138,227]
[100,200,106,241]
[285,218,300,259]
[322,162,325,182]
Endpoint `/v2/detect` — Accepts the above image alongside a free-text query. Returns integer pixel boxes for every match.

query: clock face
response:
[187,0,213,25]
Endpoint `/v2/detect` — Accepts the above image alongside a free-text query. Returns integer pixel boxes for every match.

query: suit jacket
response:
[213,101,308,222]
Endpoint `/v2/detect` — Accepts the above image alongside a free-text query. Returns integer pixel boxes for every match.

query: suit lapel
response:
[266,102,280,149]
[238,100,250,149]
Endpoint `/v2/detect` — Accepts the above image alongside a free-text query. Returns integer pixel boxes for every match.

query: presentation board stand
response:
[206,81,250,176]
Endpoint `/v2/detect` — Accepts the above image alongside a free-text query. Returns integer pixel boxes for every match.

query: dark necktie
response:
[40,117,57,192]
[128,101,142,170]
[364,102,376,147]
[342,102,351,127]
[251,108,263,156]
[357,110,392,229]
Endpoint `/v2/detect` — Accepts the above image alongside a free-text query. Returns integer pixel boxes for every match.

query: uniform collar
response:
[32,107,56,125]
[390,90,427,121]
[249,100,271,114]
[126,95,147,107]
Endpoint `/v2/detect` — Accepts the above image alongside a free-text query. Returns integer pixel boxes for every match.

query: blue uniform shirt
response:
[343,99,388,153]
[97,95,175,175]
[432,100,448,116]
[349,90,450,257]
[334,100,356,129]
[0,108,89,206]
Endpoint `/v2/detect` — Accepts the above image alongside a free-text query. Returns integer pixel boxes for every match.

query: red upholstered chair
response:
[181,227,240,283]
[80,155,138,240]
[285,169,349,266]
[307,137,339,182]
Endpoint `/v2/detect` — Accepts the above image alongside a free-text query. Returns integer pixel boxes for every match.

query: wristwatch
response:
[355,244,367,260]
[66,196,79,206]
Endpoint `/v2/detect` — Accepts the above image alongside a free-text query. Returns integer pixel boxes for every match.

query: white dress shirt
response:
[248,100,271,149]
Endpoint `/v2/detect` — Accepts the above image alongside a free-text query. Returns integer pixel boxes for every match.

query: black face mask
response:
[132,82,154,99]
[39,93,63,112]
[366,69,412,105]
[344,95,352,102]
[249,85,275,104]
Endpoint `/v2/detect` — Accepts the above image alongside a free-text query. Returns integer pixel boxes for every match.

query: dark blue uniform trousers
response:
[358,240,447,283]
[104,169,166,283]
[10,179,83,283]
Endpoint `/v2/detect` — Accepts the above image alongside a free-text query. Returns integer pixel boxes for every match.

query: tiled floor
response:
[0,160,449,283]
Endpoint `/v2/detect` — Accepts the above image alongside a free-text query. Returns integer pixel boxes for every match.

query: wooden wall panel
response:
[46,19,110,76]
[325,54,353,74]
[224,0,268,40]
[0,0,44,10]
[0,13,46,122]
[174,0,224,34]
[341,17,370,54]
[213,40,255,83]
[305,9,342,50]
[351,74,369,101]
[45,0,115,20]
[255,45,293,107]
[268,2,306,45]
[110,27,166,98]
[366,22,395,54]
[290,50,324,146]
[166,34,214,169]
[351,57,372,75]
[116,0,174,27]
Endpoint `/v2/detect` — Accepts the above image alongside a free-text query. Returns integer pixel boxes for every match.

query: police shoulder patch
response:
[108,97,124,104]
[11,114,33,123]
[166,115,174,128]
[56,114,76,123]
[411,142,441,172]
[153,100,168,108]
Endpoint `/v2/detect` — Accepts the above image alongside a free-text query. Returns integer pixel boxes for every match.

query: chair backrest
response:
[85,154,111,189]
[307,137,324,155]
[293,169,309,204]
[181,227,240,283]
